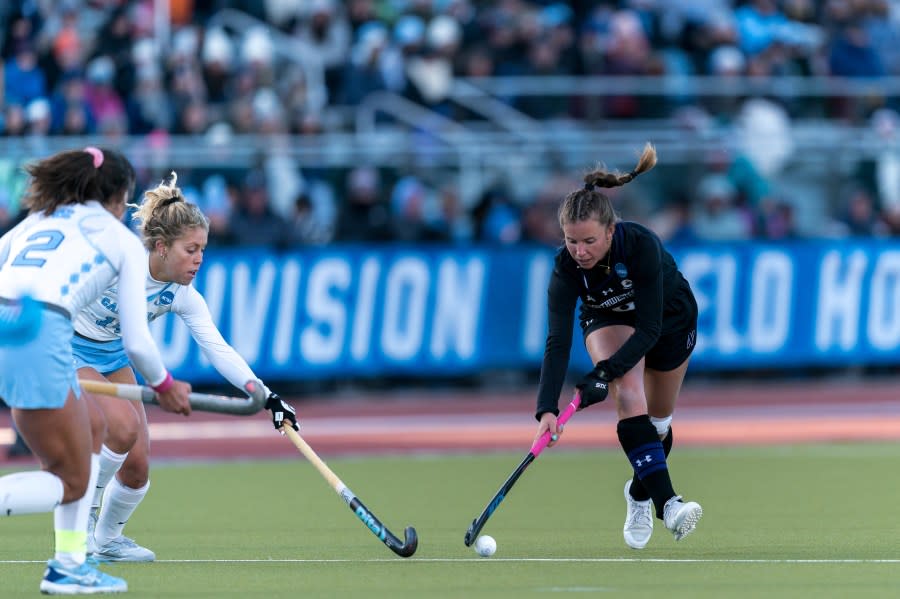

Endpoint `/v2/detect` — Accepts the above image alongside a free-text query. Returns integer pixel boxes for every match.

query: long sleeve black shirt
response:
[535,221,696,417]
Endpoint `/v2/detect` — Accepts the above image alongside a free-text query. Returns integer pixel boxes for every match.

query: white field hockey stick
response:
[280,424,418,558]
[78,379,267,415]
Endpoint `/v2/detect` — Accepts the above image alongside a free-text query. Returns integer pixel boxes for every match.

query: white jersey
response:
[74,264,261,392]
[0,202,168,386]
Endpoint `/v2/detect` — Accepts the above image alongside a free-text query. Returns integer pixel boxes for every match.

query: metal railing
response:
[451,75,900,99]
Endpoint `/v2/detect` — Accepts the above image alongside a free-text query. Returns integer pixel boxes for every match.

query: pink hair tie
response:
[83,146,104,168]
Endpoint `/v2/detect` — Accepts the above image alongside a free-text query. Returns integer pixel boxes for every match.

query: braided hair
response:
[558,143,657,228]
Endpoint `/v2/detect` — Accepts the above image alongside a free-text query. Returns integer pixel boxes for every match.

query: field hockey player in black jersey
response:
[534,142,703,548]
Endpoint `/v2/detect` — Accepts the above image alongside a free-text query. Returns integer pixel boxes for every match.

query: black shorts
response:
[581,318,697,372]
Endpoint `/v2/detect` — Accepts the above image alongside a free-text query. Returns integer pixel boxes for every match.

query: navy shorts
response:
[581,318,697,372]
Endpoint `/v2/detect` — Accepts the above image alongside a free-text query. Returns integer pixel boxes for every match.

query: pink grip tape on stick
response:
[529,392,582,457]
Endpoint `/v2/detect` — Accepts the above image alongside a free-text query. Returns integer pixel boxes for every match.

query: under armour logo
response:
[585,295,595,302]
[635,455,653,467]
[601,288,614,296]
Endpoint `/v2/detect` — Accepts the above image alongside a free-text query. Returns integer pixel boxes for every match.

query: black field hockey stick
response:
[463,392,582,546]
[78,378,266,415]
[281,424,418,558]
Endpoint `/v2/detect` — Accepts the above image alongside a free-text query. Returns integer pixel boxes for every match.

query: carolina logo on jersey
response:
[614,263,627,278]
[157,291,175,306]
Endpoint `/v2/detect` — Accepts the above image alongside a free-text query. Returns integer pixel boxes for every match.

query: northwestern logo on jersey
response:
[157,291,175,306]
[598,291,634,309]
[614,263,627,278]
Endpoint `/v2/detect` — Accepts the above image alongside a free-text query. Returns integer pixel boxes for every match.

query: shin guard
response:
[618,415,676,519]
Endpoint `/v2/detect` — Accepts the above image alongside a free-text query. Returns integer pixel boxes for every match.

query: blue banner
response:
[150,241,900,383]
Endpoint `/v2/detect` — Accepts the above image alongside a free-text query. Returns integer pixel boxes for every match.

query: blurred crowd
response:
[3,0,900,246]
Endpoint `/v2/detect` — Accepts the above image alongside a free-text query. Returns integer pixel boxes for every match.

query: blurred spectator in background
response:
[389,175,441,242]
[706,45,746,117]
[340,22,389,106]
[2,104,27,136]
[431,181,473,243]
[336,166,392,242]
[755,195,800,239]
[402,15,461,115]
[472,185,522,244]
[596,9,654,119]
[734,0,790,58]
[648,194,698,245]
[202,27,235,109]
[286,192,323,245]
[866,0,900,76]
[286,177,337,246]
[127,65,174,135]
[828,20,886,119]
[295,0,350,102]
[227,169,290,247]
[84,55,126,133]
[521,173,574,247]
[25,97,51,136]
[829,22,884,79]
[834,187,887,237]
[871,109,900,218]
[691,174,753,241]
[92,6,134,91]
[4,40,46,107]
[50,72,96,135]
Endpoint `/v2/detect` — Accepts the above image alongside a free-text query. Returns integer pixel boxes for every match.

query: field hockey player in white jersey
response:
[74,172,298,563]
[0,147,192,595]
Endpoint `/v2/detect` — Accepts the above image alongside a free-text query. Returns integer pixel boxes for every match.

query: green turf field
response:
[3,444,900,597]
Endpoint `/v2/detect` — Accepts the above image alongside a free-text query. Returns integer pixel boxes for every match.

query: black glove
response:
[575,366,610,410]
[265,392,299,432]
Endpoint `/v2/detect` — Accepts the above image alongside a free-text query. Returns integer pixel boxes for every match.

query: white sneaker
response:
[93,535,156,563]
[623,480,653,549]
[663,496,703,541]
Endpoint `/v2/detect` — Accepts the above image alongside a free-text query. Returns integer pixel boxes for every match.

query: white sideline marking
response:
[538,587,615,593]
[2,558,900,564]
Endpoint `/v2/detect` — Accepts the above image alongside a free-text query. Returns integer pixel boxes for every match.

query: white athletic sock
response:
[95,477,149,546]
[0,470,64,516]
[92,444,128,510]
[53,454,99,568]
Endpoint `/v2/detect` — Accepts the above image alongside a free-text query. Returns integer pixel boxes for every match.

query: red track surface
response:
[2,378,899,466]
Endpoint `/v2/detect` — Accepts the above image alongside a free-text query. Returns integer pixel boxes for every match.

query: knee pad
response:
[650,415,672,437]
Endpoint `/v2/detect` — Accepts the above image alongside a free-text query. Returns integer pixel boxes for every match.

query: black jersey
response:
[535,221,696,417]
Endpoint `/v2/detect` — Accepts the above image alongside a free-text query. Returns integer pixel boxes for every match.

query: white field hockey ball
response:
[474,535,497,557]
